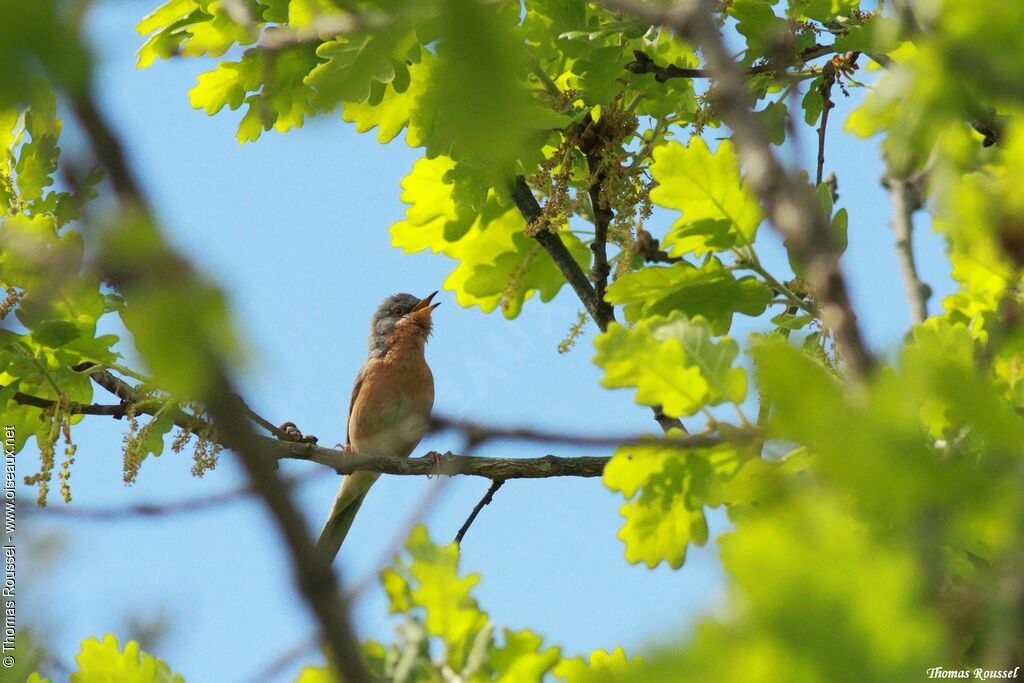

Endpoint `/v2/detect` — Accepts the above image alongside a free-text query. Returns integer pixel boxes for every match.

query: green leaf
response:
[136,0,200,36]
[603,438,749,568]
[572,45,630,105]
[179,1,255,58]
[593,312,747,417]
[606,258,772,334]
[555,648,641,682]
[730,0,788,59]
[415,0,567,183]
[14,91,61,203]
[305,30,416,110]
[391,156,588,316]
[489,629,561,680]
[389,525,489,671]
[650,137,762,257]
[758,100,788,146]
[342,55,432,143]
[801,76,824,126]
[790,0,859,23]
[190,46,320,143]
[0,0,91,107]
[31,319,79,348]
[189,51,262,115]
[658,497,944,683]
[70,634,185,683]
[100,219,240,398]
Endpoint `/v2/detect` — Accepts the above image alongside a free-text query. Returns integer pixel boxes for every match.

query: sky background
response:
[18,2,952,681]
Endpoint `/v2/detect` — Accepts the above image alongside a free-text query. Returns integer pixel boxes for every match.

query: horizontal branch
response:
[278,445,609,478]
[9,384,755,480]
[625,44,836,82]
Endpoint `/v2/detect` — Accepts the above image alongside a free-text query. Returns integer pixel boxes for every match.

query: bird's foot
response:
[425,451,445,478]
[278,421,319,444]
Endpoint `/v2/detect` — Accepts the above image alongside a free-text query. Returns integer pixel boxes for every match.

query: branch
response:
[24,470,325,521]
[454,479,505,544]
[6,389,128,417]
[69,96,149,212]
[815,60,837,186]
[584,152,616,330]
[600,0,875,380]
[511,176,687,432]
[511,176,606,327]
[634,228,684,264]
[202,372,374,682]
[883,170,931,324]
[281,447,612,478]
[625,44,836,82]
[430,414,725,448]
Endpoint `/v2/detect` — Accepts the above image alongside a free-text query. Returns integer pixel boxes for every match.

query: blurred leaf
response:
[0,0,91,106]
[69,634,185,683]
[555,647,641,682]
[790,0,859,22]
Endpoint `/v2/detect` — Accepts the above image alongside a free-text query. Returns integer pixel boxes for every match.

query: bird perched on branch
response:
[316,291,440,562]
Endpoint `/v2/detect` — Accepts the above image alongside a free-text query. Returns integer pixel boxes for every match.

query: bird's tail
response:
[316,472,378,563]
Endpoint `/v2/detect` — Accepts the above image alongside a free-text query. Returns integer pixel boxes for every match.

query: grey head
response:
[367,291,439,357]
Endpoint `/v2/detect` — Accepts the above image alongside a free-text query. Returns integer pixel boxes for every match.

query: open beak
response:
[409,291,441,314]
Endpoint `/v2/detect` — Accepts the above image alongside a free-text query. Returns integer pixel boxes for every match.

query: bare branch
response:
[625,44,837,82]
[511,176,606,327]
[585,153,616,330]
[511,177,687,432]
[429,414,719,449]
[454,479,505,545]
[815,61,837,187]
[884,170,931,324]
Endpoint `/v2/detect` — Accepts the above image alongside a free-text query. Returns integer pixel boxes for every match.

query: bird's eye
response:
[392,305,405,315]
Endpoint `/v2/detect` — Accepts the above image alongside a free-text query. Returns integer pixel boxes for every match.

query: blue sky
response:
[19,2,953,681]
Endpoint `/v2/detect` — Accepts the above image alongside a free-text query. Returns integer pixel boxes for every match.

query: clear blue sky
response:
[20,2,951,681]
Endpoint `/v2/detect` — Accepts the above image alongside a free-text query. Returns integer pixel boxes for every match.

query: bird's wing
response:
[345,365,366,447]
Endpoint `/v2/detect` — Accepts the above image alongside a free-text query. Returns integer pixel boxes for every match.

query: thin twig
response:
[24,469,326,521]
[884,170,931,324]
[454,479,505,545]
[584,152,615,330]
[511,176,605,326]
[244,637,319,683]
[69,95,149,212]
[510,176,686,432]
[815,61,837,186]
[346,471,454,601]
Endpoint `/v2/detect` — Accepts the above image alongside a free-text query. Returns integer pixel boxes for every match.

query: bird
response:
[316,291,440,563]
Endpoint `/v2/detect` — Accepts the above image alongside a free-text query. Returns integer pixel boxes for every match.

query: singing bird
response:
[316,291,441,562]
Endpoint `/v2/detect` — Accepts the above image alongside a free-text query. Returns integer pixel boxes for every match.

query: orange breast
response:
[348,350,434,458]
